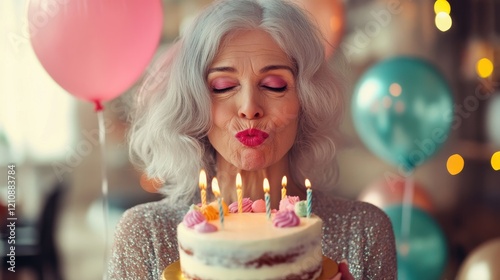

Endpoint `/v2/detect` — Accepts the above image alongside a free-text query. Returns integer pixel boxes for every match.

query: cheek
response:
[283,118,299,139]
[271,100,300,129]
[283,105,300,124]
[209,102,235,148]
[211,103,231,128]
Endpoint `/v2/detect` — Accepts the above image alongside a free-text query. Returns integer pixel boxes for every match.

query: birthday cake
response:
[177,197,323,280]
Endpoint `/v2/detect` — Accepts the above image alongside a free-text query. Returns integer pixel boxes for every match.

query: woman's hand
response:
[330,259,355,280]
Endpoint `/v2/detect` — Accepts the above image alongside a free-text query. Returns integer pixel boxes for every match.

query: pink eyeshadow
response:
[211,78,237,89]
[261,76,287,88]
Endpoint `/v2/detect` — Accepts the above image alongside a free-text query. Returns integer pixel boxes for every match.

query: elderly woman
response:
[109,0,396,279]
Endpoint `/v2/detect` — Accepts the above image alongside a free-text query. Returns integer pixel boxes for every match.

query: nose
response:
[238,86,264,119]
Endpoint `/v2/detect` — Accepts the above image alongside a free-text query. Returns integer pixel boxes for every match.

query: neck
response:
[214,154,305,208]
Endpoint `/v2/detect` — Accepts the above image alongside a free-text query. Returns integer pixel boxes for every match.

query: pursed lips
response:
[235,128,269,147]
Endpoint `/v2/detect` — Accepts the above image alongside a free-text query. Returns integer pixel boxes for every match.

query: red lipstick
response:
[235,129,269,147]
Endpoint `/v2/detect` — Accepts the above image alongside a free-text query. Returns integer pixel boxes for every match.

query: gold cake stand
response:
[162,256,338,280]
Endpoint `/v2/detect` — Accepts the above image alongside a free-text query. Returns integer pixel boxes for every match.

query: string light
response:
[476,58,494,78]
[492,152,500,171]
[434,0,451,15]
[446,154,464,175]
[435,12,452,32]
[434,0,452,32]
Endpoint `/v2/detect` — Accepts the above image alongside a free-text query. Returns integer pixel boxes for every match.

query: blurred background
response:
[1,0,499,279]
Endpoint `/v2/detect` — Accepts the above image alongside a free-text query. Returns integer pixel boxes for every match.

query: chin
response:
[234,150,272,171]
[236,162,269,172]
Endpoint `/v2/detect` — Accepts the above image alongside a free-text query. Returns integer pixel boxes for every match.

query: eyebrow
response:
[207,65,295,75]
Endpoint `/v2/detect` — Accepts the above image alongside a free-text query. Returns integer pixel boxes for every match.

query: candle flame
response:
[212,177,220,196]
[263,178,270,193]
[199,169,207,190]
[236,173,242,189]
[305,179,311,189]
[281,176,287,187]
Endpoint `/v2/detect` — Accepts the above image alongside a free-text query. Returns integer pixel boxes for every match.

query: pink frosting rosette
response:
[279,195,300,211]
[183,209,206,228]
[194,221,218,233]
[273,210,300,228]
[252,199,266,213]
[229,197,254,213]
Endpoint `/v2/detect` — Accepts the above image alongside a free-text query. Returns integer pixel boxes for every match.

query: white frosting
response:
[177,213,323,280]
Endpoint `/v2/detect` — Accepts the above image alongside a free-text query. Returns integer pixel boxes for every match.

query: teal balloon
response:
[352,56,453,170]
[384,205,448,280]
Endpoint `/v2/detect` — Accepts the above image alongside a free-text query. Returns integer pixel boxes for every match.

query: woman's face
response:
[207,29,300,171]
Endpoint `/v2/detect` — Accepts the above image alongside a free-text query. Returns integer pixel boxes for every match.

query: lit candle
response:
[305,179,312,218]
[199,169,207,207]
[281,175,287,199]
[236,173,243,213]
[211,177,224,229]
[263,178,271,221]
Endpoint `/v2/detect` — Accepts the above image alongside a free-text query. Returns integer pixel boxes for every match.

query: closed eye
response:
[262,85,287,92]
[212,86,236,94]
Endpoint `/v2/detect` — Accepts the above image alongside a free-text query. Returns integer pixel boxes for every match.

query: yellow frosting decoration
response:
[200,205,218,221]
[209,200,229,216]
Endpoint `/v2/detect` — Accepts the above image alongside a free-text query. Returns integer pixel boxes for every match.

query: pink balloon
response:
[358,177,435,213]
[28,0,163,106]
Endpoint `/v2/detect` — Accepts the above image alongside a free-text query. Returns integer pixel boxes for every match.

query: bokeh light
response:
[476,58,494,78]
[435,12,452,32]
[447,154,464,175]
[382,96,392,109]
[434,0,451,15]
[492,151,500,171]
[389,83,402,97]
[394,101,405,113]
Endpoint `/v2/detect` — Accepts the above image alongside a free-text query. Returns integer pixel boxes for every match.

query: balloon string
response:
[97,109,110,280]
[401,173,414,247]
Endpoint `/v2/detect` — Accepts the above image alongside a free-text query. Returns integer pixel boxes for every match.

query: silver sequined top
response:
[108,192,397,280]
